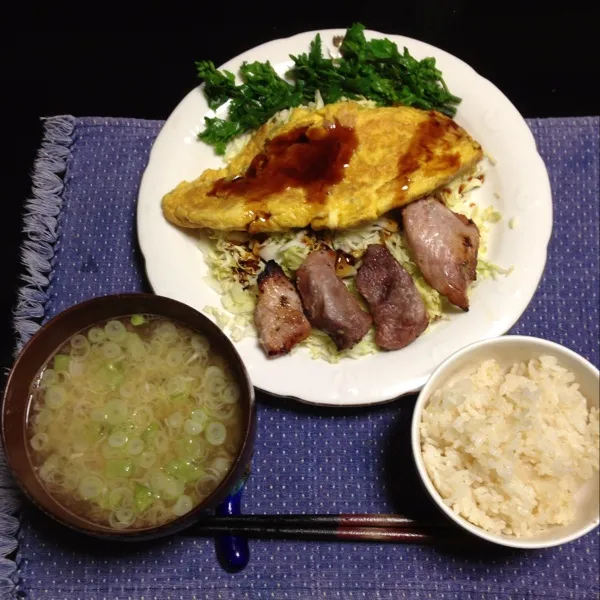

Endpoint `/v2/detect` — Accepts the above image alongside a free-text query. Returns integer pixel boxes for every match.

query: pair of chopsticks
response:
[191,513,466,545]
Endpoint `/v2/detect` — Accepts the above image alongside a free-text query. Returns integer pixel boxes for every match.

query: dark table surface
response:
[2,12,599,384]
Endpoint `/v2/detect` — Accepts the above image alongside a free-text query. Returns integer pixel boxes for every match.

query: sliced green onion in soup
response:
[55,370,70,385]
[221,383,240,404]
[209,456,233,478]
[88,327,107,344]
[148,338,164,357]
[190,409,208,424]
[174,436,209,461]
[205,422,227,446]
[62,465,81,491]
[105,320,127,343]
[130,314,146,326]
[119,381,136,399]
[134,483,153,512]
[163,477,185,500]
[91,407,108,423]
[116,507,135,523]
[72,434,91,453]
[30,433,49,452]
[41,454,60,472]
[184,419,203,436]
[101,341,122,360]
[139,382,158,401]
[97,363,125,391]
[102,443,123,460]
[105,400,128,425]
[86,422,105,443]
[205,401,235,420]
[141,422,159,441]
[108,486,134,509]
[150,471,168,494]
[151,472,185,499]
[144,355,163,372]
[220,383,240,405]
[68,358,86,378]
[34,408,55,428]
[126,438,144,456]
[131,406,153,429]
[152,431,170,454]
[204,367,227,396]
[172,494,193,517]
[191,335,210,356]
[166,348,185,368]
[45,386,67,409]
[169,393,190,409]
[126,334,147,361]
[78,476,106,500]
[53,355,70,373]
[39,368,58,389]
[164,459,202,483]
[38,464,55,482]
[195,473,220,498]
[166,411,184,430]
[136,451,157,470]
[108,431,129,448]
[156,321,177,343]
[165,376,187,397]
[110,507,135,528]
[70,334,90,358]
[105,460,133,478]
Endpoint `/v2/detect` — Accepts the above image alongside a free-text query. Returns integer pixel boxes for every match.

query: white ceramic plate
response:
[137,28,552,406]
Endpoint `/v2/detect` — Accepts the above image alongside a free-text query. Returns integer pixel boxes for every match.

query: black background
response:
[1,9,599,385]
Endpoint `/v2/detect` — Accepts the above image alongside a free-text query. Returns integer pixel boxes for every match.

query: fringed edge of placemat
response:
[13,116,75,352]
[2,116,75,600]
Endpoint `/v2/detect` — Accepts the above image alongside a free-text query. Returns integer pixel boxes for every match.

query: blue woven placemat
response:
[4,115,599,600]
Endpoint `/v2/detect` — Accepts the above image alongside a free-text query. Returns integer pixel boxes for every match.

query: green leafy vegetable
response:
[197,60,303,154]
[195,22,461,154]
[195,60,238,110]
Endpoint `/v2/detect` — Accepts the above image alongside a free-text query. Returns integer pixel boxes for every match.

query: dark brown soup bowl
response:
[2,293,256,541]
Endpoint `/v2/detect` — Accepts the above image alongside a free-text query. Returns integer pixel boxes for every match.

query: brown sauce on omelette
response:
[209,121,358,212]
[397,112,461,199]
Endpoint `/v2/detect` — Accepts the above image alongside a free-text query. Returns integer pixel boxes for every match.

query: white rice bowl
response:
[411,336,600,548]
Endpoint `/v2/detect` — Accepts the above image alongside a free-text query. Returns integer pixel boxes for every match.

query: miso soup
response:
[27,315,244,529]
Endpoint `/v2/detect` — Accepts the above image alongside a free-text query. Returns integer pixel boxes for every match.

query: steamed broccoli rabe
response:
[196,23,461,154]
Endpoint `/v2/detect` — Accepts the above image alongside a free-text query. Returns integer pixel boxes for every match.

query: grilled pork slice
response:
[296,250,372,350]
[402,197,480,311]
[356,244,429,350]
[254,261,311,357]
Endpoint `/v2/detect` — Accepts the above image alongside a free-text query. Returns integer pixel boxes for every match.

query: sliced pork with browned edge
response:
[254,261,311,357]
[356,244,429,350]
[402,197,480,311]
[296,250,372,350]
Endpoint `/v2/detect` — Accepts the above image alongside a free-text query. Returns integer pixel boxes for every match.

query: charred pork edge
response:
[257,259,287,288]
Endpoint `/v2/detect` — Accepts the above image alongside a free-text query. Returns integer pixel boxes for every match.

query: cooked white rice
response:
[420,355,599,537]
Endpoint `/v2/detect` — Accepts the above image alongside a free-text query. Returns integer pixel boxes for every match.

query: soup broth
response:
[27,315,244,530]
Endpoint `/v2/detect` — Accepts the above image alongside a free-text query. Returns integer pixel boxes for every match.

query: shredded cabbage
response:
[202,146,510,362]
